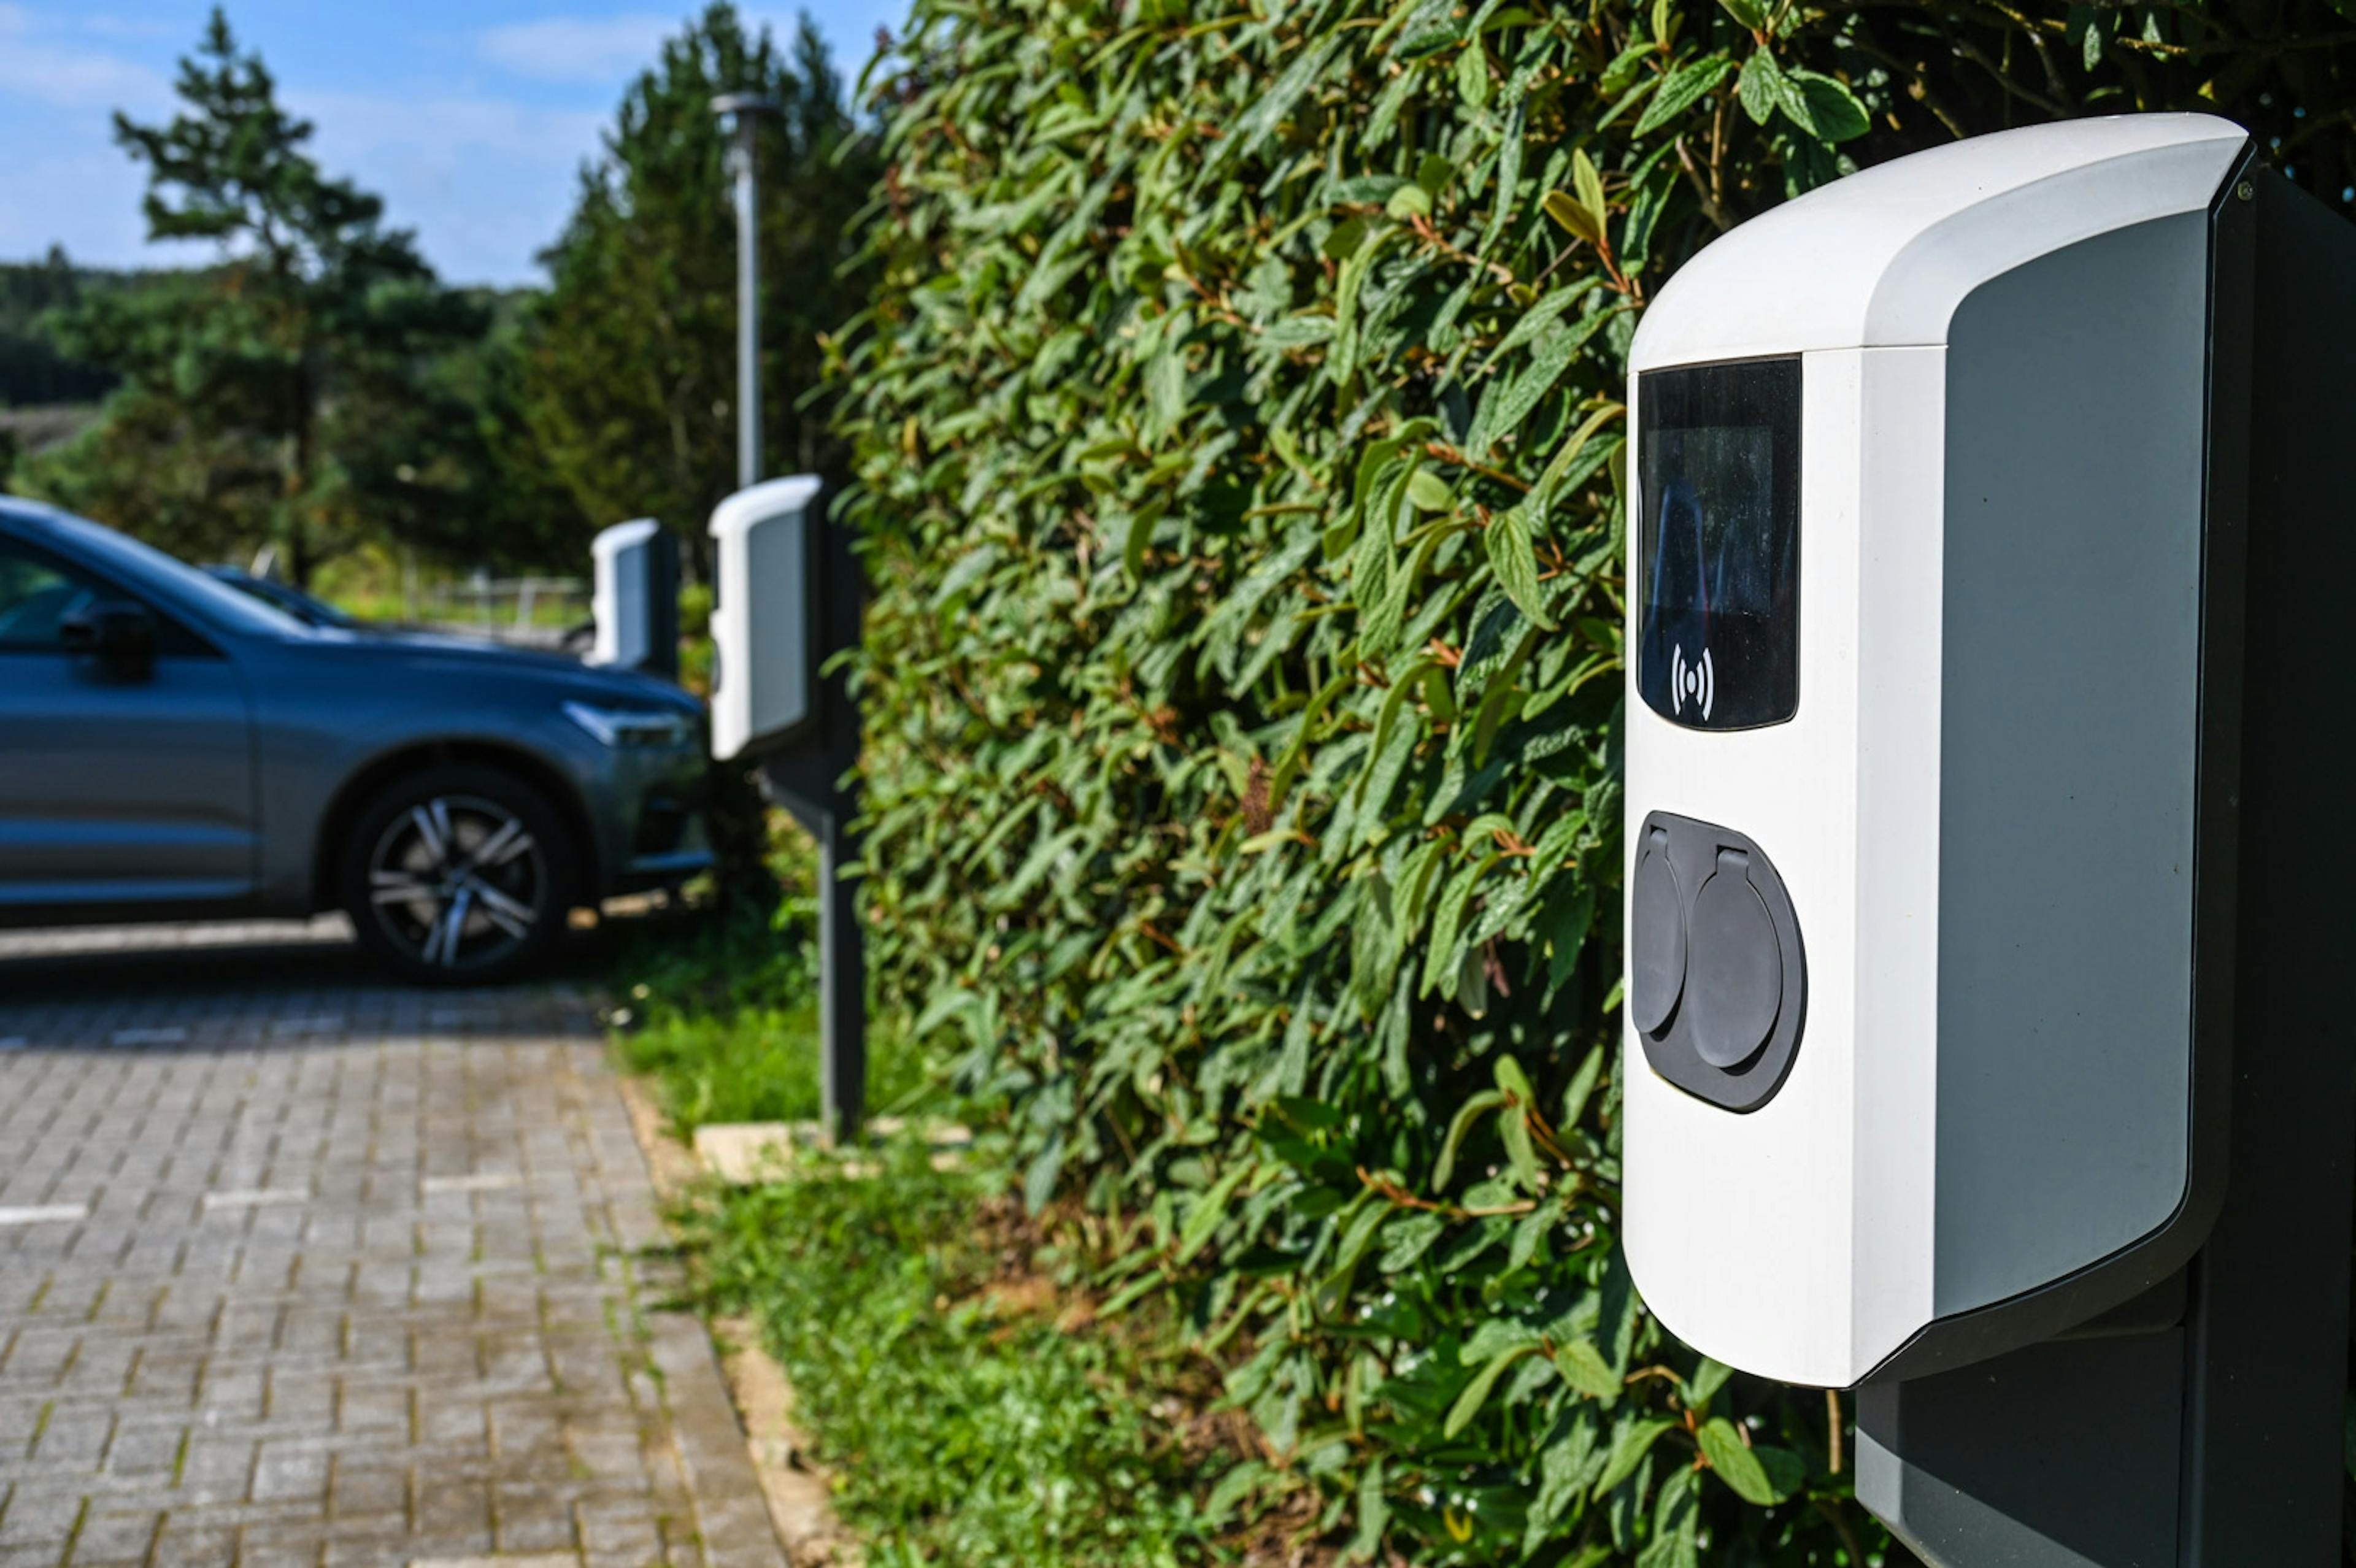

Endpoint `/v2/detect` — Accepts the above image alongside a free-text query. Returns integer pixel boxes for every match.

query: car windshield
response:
[39,512,312,638]
[207,566,358,628]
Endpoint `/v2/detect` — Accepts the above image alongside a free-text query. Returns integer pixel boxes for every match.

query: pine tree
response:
[25,10,510,583]
[516,3,877,578]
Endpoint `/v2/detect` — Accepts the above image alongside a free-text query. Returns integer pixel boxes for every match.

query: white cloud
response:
[0,4,169,115]
[0,79,606,286]
[293,89,608,285]
[0,138,210,271]
[477,12,678,84]
[78,15,185,41]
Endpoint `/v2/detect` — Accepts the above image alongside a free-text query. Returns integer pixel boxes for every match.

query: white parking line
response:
[420,1172,523,1195]
[0,1204,88,1226]
[201,1188,309,1212]
[110,1026,188,1045]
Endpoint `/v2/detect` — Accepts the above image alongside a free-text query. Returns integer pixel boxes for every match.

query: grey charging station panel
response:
[1857,157,2356,1568]
[1631,810,1806,1112]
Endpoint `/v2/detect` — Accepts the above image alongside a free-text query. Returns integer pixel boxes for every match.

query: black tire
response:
[338,764,579,985]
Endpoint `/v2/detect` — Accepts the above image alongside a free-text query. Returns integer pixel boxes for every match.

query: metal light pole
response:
[710,88,869,1148]
[712,93,779,489]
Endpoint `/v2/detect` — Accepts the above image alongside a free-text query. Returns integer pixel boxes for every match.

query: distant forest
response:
[0,248,136,408]
[0,4,870,586]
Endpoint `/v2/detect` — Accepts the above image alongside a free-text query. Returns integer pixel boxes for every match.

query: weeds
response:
[677,1140,1230,1568]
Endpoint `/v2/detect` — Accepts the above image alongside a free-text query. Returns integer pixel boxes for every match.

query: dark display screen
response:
[1636,358,1801,729]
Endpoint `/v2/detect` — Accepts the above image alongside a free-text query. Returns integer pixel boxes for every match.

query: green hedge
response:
[834,2,2348,1561]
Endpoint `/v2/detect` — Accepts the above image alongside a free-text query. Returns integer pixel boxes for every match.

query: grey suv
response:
[0,499,712,981]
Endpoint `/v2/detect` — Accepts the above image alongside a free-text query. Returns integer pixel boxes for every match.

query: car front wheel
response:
[339,764,577,984]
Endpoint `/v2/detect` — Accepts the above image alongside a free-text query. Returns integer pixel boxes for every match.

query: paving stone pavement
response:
[0,923,787,1568]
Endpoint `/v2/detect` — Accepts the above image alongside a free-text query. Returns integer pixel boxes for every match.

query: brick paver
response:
[0,924,785,1568]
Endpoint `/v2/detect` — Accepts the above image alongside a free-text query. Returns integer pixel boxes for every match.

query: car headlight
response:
[563,700,697,750]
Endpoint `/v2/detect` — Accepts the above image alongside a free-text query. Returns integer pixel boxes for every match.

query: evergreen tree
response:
[517,4,876,577]
[24,10,523,582]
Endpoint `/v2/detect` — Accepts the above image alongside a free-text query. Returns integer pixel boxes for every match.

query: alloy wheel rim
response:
[366,794,546,970]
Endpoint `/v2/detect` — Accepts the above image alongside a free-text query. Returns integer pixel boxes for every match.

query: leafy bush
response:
[836,1,2349,1561]
[681,1144,1225,1567]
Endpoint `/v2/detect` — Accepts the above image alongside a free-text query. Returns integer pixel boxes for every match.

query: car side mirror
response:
[60,599,158,680]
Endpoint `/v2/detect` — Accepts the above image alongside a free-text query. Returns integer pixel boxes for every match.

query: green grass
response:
[613,883,1234,1566]
[607,885,1234,1553]
[607,898,930,1134]
[677,1142,1228,1568]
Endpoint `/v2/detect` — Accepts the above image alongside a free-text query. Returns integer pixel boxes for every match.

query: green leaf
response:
[1600,41,1652,96]
[1455,40,1492,110]
[1422,852,1502,997]
[1756,1445,1809,1501]
[1378,1211,1447,1272]
[1558,1337,1621,1399]
[1789,68,1870,142]
[1174,1159,1255,1263]
[1479,286,1590,374]
[1461,1316,1544,1365]
[1469,322,1594,459]
[1594,1416,1678,1496]
[1498,1102,1541,1189]
[1406,469,1455,512]
[1432,1088,1508,1189]
[1485,506,1550,628]
[1698,1417,1788,1504]
[1317,1196,1393,1312]
[1680,1356,1733,1412]
[1023,1132,1066,1215]
[1572,148,1608,236]
[1385,182,1433,220]
[1633,53,1733,136]
[1540,189,1603,247]
[1145,345,1188,432]
[1637,1467,1701,1568]
[1559,1043,1605,1129]
[1346,1455,1389,1561]
[1122,502,1160,578]
[1718,0,1766,28]
[1444,1343,1539,1437]
[1736,50,1782,126]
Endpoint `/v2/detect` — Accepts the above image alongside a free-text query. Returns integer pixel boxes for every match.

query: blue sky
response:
[0,1,903,285]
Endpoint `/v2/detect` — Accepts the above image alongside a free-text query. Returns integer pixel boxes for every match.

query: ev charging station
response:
[588,517,680,680]
[1622,115,2355,1565]
[709,475,867,1142]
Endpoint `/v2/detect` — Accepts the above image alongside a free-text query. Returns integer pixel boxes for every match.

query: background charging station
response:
[707,475,866,1143]
[1620,115,2355,1566]
[588,517,680,680]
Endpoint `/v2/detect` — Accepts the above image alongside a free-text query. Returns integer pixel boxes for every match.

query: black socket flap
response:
[1633,812,1807,1112]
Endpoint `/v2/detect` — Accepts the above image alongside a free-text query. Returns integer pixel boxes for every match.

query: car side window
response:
[0,539,104,651]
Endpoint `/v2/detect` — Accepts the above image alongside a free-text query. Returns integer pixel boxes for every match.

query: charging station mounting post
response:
[711,88,867,1146]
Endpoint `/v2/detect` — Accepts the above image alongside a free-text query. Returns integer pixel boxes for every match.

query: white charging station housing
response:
[708,475,820,763]
[1621,115,2250,1389]
[590,517,676,674]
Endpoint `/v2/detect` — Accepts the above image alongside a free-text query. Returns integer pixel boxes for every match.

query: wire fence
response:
[412,574,591,648]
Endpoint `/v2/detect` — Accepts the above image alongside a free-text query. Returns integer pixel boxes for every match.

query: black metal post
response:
[754,486,866,1146]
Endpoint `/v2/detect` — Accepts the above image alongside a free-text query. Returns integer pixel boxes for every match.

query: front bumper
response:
[584,737,715,894]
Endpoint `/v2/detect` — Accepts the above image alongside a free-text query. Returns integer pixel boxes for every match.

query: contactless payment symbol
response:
[1670,644,1715,722]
